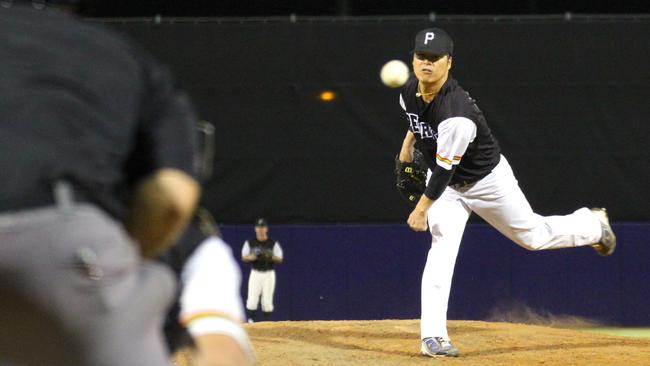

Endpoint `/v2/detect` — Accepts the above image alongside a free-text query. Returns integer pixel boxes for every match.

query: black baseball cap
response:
[413,28,454,57]
[255,218,268,227]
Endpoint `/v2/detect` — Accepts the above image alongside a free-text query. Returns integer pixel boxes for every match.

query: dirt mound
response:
[175,319,650,365]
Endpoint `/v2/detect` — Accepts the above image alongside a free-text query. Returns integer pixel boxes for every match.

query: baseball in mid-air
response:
[380,59,409,88]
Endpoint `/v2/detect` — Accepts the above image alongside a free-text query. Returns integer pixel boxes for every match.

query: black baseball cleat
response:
[420,337,460,357]
[590,208,617,256]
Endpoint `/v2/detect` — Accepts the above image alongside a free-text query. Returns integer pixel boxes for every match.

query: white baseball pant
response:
[421,155,602,340]
[246,270,276,312]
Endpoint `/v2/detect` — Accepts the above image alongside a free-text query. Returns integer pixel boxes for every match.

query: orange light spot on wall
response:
[319,90,336,102]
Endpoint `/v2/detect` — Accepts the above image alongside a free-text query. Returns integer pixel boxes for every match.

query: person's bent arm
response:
[181,237,256,366]
[407,117,476,232]
[241,241,257,262]
[124,168,200,258]
[398,130,416,162]
[271,242,283,264]
[241,254,257,262]
[193,333,255,366]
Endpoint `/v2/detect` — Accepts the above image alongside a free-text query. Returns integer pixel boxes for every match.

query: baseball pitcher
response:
[393,28,616,357]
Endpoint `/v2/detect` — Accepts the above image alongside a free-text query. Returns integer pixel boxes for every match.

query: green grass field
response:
[580,327,650,338]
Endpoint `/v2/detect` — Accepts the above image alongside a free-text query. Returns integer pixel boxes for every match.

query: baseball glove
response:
[254,247,274,262]
[394,150,427,206]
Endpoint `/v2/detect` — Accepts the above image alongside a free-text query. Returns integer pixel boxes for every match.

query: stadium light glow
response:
[318,90,336,102]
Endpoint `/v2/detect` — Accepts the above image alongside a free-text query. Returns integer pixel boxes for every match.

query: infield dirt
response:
[175,319,650,365]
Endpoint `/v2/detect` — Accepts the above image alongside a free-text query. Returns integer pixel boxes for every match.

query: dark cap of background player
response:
[413,28,454,57]
[255,218,268,227]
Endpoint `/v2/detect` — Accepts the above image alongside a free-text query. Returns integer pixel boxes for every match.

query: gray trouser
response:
[0,204,176,366]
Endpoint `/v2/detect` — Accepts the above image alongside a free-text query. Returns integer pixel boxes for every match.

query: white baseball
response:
[380,59,409,88]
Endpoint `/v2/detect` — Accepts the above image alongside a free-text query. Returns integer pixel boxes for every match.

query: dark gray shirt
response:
[400,75,501,196]
[0,5,197,217]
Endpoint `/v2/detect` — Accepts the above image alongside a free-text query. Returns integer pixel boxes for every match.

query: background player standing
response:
[242,218,284,323]
[394,28,617,357]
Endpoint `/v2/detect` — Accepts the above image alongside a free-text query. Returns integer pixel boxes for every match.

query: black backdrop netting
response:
[106,18,650,223]
[85,1,650,17]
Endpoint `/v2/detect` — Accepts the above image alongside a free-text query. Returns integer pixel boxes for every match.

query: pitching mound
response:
[176,319,650,365]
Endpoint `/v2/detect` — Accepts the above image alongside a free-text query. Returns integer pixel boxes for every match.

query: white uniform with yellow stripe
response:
[433,117,474,169]
[179,236,255,361]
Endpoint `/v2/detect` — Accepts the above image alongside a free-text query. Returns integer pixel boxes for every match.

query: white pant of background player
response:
[422,155,603,340]
[246,269,276,313]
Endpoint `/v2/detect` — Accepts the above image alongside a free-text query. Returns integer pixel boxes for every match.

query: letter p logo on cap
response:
[424,32,435,44]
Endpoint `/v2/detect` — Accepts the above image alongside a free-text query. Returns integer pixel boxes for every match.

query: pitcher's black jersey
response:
[399,75,500,185]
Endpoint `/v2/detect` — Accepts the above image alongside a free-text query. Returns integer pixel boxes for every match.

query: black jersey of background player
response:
[400,75,501,185]
[248,238,278,271]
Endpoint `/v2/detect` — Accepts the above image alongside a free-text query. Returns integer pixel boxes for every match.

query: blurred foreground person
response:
[160,122,255,366]
[0,1,200,365]
[161,209,256,366]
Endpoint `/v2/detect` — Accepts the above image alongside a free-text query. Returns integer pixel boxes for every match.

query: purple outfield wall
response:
[222,223,650,325]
